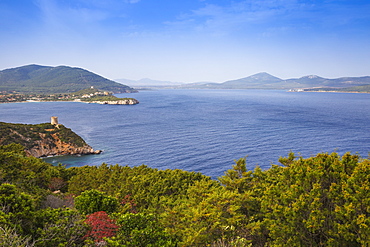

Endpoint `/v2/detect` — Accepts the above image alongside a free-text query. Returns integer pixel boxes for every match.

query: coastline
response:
[0,98,139,105]
[288,89,369,94]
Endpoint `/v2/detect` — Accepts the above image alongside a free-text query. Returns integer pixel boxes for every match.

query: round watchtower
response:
[51,116,59,125]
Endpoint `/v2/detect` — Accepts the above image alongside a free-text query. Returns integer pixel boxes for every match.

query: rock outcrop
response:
[0,122,102,158]
[26,133,100,158]
[88,99,139,105]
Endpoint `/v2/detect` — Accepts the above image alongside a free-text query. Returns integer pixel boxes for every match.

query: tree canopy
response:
[0,143,369,246]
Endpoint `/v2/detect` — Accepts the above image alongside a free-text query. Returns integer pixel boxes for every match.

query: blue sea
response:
[1,89,369,178]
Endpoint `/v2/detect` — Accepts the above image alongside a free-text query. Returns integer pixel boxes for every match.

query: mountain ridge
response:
[118,72,370,90]
[0,64,137,93]
[177,72,370,90]
[2,64,370,91]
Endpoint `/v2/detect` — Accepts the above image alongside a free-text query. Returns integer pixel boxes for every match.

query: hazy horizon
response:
[115,72,370,85]
[1,1,370,83]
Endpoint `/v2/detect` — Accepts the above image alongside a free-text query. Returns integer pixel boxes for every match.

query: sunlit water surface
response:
[1,89,369,178]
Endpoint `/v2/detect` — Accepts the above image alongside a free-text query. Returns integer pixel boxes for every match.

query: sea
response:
[1,89,369,179]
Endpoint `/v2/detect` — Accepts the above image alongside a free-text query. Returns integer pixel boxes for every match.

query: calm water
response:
[1,90,369,178]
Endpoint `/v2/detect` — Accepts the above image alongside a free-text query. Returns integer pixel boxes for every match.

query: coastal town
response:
[0,87,139,105]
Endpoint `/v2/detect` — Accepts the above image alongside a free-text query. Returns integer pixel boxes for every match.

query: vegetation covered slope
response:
[342,84,370,92]
[0,87,139,104]
[304,84,370,93]
[0,122,97,157]
[0,64,137,93]
[178,73,370,90]
[0,143,368,246]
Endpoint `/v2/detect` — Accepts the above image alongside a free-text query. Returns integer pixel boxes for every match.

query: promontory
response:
[0,118,101,158]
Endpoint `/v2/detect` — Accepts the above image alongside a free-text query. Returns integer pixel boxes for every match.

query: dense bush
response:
[0,143,369,246]
[0,122,87,149]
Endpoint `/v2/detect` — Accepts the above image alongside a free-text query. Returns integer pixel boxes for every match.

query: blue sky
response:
[1,0,369,82]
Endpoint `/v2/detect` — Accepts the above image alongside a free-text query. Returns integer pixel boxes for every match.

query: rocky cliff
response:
[0,122,101,158]
[88,98,139,105]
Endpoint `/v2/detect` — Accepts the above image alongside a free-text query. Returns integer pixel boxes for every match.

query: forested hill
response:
[0,144,368,246]
[0,64,137,93]
[303,84,370,93]
[0,121,100,157]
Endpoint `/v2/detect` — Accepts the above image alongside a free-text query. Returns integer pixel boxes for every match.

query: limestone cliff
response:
[0,122,101,158]
[88,98,139,105]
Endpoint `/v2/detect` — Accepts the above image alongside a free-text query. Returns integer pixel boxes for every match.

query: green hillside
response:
[0,144,369,246]
[0,65,137,93]
[221,72,283,88]
[304,84,370,93]
[340,84,370,92]
[0,122,86,149]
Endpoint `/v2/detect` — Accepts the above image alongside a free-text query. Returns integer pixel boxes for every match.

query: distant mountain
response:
[178,73,370,90]
[285,75,326,85]
[342,84,370,92]
[326,76,370,87]
[116,78,184,88]
[0,64,137,93]
[220,72,283,89]
[178,72,285,89]
[304,84,370,93]
[284,75,370,88]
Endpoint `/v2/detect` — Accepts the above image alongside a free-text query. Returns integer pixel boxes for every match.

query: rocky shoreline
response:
[0,121,102,158]
[27,140,103,158]
[25,131,103,158]
[87,98,139,105]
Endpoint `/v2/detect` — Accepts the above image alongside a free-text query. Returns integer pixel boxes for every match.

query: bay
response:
[1,89,369,178]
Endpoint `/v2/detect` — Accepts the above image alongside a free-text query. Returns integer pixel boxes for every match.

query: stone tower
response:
[51,116,59,125]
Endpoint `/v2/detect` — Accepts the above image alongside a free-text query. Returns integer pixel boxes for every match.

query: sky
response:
[1,0,370,83]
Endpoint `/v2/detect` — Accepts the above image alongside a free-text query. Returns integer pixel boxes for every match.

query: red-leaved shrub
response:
[85,211,119,243]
